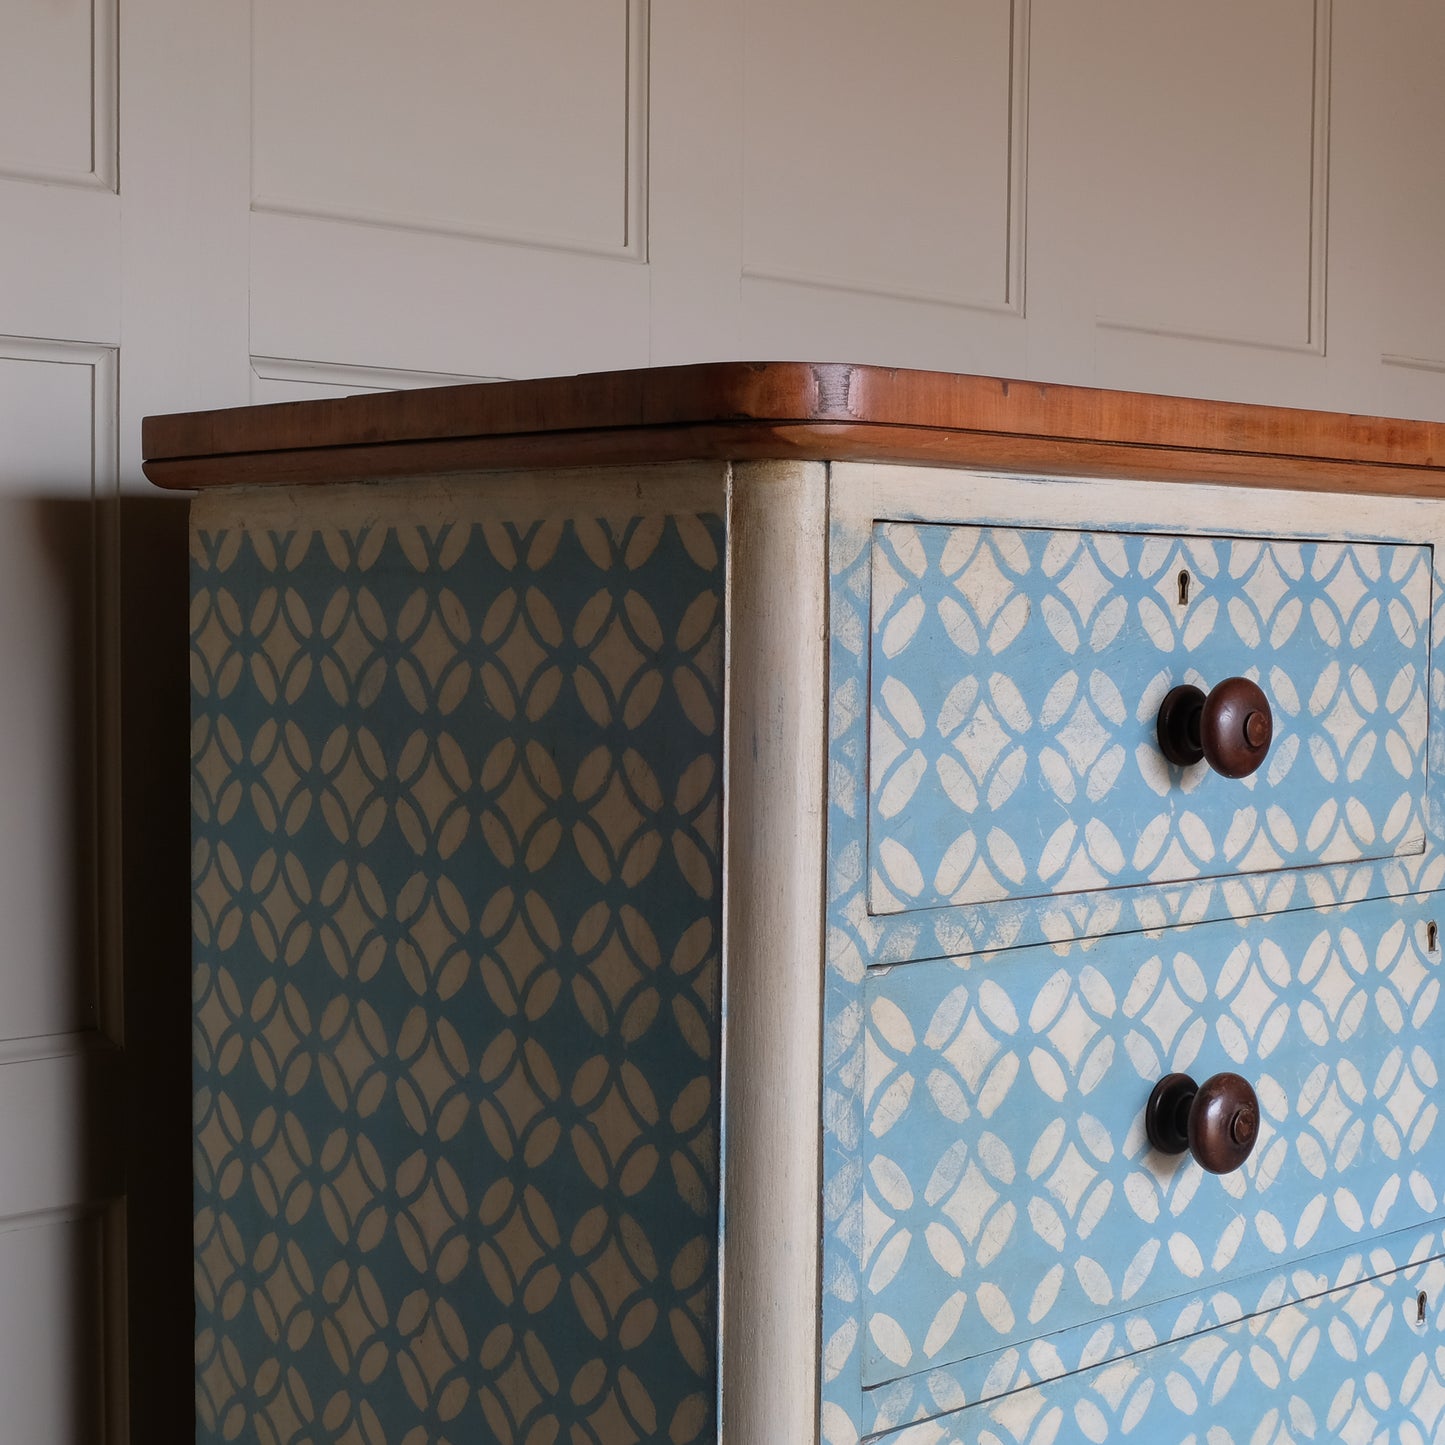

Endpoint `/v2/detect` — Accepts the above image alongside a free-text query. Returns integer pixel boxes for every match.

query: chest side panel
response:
[189,478,725,1444]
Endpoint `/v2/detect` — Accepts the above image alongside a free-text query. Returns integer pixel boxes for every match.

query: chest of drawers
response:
[145,364,1445,1444]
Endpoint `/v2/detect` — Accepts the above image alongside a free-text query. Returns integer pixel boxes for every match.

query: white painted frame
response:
[248,355,502,402]
[719,461,828,1445]
[0,0,119,193]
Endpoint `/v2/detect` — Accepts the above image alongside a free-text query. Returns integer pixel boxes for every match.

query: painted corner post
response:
[720,461,829,1444]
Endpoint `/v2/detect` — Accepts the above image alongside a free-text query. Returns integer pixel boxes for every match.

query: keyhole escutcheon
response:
[1177,569,1192,606]
[1429,921,1439,953]
[1419,1290,1429,1325]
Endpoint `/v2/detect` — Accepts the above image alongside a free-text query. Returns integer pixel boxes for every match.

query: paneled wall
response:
[4,0,1445,1437]
[0,0,127,1434]
[227,0,1445,421]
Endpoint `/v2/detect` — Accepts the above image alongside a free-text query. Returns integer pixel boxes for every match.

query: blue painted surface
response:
[829,520,1445,969]
[873,1252,1445,1444]
[190,508,725,1443]
[822,513,1445,1443]
[868,524,1431,916]
[862,898,1441,1387]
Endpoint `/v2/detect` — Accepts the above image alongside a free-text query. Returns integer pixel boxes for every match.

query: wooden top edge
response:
[141,361,1445,489]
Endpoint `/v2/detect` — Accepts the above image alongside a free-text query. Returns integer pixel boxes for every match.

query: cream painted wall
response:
[114,0,1445,440]
[2,0,1444,1437]
[237,0,1445,421]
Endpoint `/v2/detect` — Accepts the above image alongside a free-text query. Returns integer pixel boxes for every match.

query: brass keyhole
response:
[1177,569,1192,606]
[1419,1290,1429,1325]
[1429,922,1439,953]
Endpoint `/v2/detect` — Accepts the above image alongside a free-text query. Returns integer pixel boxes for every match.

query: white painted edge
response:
[1004,0,1031,317]
[831,458,1445,543]
[188,463,730,530]
[248,354,503,399]
[1383,353,1445,376]
[1306,0,1333,354]
[246,195,648,263]
[623,0,651,261]
[719,460,827,1445]
[740,263,1023,316]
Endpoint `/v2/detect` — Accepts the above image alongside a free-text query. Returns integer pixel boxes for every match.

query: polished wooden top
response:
[142,361,1445,496]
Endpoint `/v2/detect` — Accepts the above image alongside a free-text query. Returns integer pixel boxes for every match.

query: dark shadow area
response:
[118,493,194,1442]
[26,492,110,1443]
[17,495,98,1040]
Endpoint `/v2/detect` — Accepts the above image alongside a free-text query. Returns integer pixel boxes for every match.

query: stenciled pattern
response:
[822,505,1445,1444]
[828,518,1445,968]
[869,524,1432,916]
[861,899,1441,1388]
[191,501,724,1444]
[875,1254,1445,1445]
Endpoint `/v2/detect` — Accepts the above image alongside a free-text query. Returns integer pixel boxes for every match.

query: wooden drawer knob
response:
[1157,676,1273,778]
[1145,1071,1259,1175]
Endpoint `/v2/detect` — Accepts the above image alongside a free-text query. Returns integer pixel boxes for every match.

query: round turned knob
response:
[1145,1071,1260,1175]
[1157,676,1273,778]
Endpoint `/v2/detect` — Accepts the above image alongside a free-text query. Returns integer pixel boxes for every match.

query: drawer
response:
[859,895,1443,1388]
[867,523,1432,918]
[871,1252,1445,1444]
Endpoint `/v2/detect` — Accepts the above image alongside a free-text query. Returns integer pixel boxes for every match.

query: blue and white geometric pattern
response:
[822,504,1445,1443]
[827,518,1445,968]
[869,524,1431,916]
[191,501,725,1445]
[871,1253,1445,1445]
[861,899,1441,1387]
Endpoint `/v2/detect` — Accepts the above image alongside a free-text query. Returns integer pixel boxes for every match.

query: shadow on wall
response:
[118,493,193,1444]
[7,490,193,1440]
[3,495,101,1040]
[0,488,162,1439]
[33,493,112,1444]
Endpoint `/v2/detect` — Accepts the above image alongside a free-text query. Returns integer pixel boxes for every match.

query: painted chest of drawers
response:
[144,364,1445,1444]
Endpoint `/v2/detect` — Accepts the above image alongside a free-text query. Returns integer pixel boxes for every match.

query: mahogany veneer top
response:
[141,361,1445,496]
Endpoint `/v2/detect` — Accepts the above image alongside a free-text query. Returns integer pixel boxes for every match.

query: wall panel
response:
[742,0,1027,313]
[1376,0,1445,380]
[1089,0,1328,352]
[0,1213,107,1439]
[0,0,117,190]
[252,0,647,259]
[0,182,120,345]
[250,210,651,380]
[0,339,118,1045]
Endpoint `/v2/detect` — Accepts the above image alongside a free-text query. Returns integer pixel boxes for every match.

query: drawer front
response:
[859,897,1442,1387]
[873,1253,1445,1445]
[868,524,1432,916]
